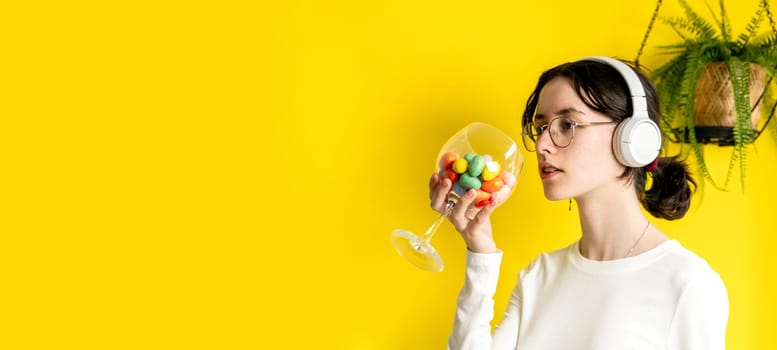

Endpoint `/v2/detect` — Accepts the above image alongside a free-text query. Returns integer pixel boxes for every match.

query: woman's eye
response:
[560,120,575,130]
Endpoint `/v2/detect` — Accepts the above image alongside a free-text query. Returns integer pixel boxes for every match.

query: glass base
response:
[390,229,444,272]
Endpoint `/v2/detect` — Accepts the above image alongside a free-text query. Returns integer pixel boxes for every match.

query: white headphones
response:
[579,56,661,167]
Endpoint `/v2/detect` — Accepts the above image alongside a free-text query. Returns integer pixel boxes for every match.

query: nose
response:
[535,126,555,154]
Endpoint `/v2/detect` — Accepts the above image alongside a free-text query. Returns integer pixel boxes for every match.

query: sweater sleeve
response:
[668,267,729,350]
[448,250,521,350]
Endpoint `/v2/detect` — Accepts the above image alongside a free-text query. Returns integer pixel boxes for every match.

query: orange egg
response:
[474,189,490,204]
[481,177,504,193]
[438,151,459,170]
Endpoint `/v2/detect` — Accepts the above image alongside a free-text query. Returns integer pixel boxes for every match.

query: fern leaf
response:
[677,0,718,40]
[682,55,726,190]
[750,33,777,75]
[736,3,765,48]
[661,17,692,42]
[717,0,732,42]
[726,59,754,191]
[653,53,690,122]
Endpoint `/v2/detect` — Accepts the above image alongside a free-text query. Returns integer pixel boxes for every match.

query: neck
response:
[575,189,663,261]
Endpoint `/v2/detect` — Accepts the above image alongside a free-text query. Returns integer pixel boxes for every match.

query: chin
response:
[543,188,569,201]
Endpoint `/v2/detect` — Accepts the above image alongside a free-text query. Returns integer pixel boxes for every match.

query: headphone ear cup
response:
[612,117,662,167]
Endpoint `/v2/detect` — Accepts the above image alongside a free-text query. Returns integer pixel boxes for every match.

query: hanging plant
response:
[638,0,777,191]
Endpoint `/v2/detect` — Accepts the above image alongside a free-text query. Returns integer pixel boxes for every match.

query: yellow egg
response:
[452,158,469,174]
[481,161,501,181]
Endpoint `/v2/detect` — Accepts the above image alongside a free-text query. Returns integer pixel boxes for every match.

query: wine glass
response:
[391,122,523,272]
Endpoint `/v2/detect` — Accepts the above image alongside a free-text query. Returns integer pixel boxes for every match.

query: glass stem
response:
[422,200,455,243]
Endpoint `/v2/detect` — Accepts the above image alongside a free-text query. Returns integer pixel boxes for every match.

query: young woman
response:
[429,57,729,349]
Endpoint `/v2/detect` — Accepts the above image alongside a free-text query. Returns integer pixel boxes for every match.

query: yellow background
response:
[2,0,775,349]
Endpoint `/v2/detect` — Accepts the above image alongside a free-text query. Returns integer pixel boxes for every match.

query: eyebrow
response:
[534,107,585,121]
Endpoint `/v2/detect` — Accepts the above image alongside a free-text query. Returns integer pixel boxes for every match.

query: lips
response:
[539,162,562,179]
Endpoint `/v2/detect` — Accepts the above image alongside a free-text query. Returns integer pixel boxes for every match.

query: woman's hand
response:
[428,172,516,254]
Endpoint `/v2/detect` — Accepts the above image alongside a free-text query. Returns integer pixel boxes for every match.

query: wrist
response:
[467,241,498,254]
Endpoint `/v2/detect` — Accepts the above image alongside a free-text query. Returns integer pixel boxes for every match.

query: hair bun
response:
[642,157,697,220]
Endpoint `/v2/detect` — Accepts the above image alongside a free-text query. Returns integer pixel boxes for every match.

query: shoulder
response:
[659,241,729,322]
[666,243,729,346]
[661,241,727,293]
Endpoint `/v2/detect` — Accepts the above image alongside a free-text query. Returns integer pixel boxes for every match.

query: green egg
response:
[459,173,482,190]
[463,153,476,162]
[467,155,485,177]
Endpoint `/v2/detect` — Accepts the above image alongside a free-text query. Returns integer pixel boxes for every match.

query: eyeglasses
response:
[522,116,618,152]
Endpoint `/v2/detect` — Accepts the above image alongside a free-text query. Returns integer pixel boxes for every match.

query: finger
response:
[477,201,498,219]
[464,205,483,221]
[431,178,452,212]
[428,173,440,200]
[451,189,477,221]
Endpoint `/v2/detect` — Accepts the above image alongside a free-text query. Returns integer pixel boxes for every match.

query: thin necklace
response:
[624,221,651,258]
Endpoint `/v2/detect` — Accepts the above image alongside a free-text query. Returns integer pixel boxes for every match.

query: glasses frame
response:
[522,116,618,152]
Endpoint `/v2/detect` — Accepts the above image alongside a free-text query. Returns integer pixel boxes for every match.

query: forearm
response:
[448,250,503,350]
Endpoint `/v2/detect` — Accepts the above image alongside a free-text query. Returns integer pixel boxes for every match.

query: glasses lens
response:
[521,123,539,152]
[522,118,578,151]
[550,118,574,148]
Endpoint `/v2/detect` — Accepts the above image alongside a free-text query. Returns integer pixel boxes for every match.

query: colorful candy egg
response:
[467,155,485,177]
[440,168,458,183]
[459,173,482,190]
[481,177,504,193]
[474,190,491,207]
[438,151,458,170]
[452,158,469,174]
[481,161,501,181]
[452,181,468,197]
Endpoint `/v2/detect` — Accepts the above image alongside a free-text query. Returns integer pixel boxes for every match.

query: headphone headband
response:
[577,56,660,167]
[580,56,648,119]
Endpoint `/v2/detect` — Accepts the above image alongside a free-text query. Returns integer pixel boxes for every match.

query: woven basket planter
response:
[693,61,766,128]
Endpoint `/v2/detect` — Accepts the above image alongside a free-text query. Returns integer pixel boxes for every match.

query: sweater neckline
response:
[568,239,680,273]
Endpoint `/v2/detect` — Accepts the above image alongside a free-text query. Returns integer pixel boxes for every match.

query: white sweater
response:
[448,240,729,350]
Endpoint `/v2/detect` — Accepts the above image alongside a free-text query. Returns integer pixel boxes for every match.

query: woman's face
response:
[532,77,625,201]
